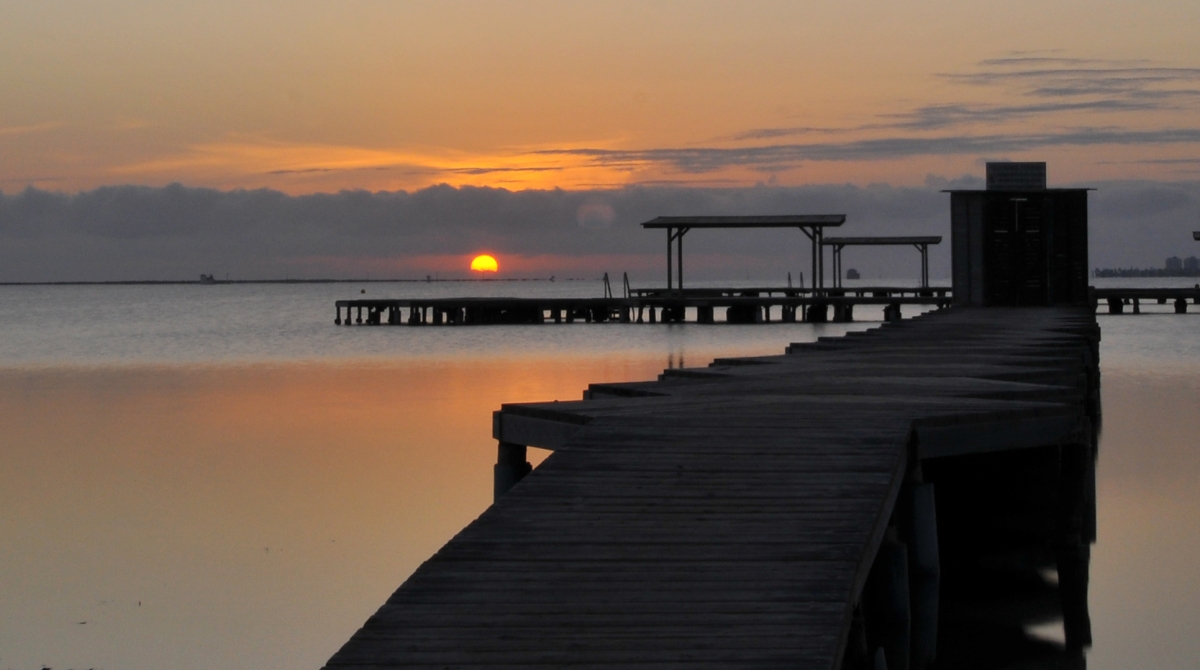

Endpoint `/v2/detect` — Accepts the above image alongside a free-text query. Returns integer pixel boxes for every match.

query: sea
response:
[2,277,1198,670]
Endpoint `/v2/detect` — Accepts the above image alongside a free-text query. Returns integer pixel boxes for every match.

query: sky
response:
[2,0,1200,280]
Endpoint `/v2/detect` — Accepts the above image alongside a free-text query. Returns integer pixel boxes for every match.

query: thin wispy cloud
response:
[0,122,61,136]
[731,56,1200,148]
[537,128,1200,174]
[882,100,1163,130]
[585,55,1200,179]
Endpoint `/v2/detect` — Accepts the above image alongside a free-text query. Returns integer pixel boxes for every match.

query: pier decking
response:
[323,306,1099,669]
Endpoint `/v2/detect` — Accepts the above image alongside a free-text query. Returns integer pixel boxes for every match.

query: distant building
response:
[1166,256,1183,271]
[1186,257,1200,271]
[846,268,860,280]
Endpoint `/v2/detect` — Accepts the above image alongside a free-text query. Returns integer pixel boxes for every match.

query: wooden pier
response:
[322,306,1099,669]
[1092,286,1200,313]
[334,287,952,327]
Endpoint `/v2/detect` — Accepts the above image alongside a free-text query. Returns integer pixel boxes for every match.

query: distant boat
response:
[846,268,861,280]
[200,274,217,284]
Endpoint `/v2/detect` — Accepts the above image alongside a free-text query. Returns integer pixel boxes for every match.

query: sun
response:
[470,254,499,273]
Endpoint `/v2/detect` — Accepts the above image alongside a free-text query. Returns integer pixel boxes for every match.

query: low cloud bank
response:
[1,178,1197,282]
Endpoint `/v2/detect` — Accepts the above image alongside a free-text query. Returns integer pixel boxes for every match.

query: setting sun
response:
[470,254,499,273]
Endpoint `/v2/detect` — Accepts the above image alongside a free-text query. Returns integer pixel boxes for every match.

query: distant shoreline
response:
[0,277,589,286]
[1094,268,1200,278]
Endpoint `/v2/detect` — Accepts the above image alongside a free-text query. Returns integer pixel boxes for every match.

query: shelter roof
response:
[940,188,1094,193]
[822,236,942,246]
[641,215,845,229]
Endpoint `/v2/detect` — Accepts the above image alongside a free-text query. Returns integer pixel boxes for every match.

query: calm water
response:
[1,280,1198,669]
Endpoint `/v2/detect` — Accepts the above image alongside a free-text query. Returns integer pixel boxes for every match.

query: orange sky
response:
[3,1,1200,194]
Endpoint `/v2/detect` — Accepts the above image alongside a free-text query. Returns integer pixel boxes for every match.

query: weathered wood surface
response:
[323,307,1098,669]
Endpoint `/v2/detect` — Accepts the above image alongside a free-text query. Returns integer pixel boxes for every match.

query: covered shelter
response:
[822,236,942,289]
[640,215,846,291]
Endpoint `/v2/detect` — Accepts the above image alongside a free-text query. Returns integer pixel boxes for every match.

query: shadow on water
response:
[926,444,1094,670]
[935,565,1085,669]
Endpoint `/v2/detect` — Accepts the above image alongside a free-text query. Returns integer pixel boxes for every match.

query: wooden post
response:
[1056,442,1093,650]
[494,442,532,502]
[335,305,342,325]
[908,484,939,668]
[807,303,828,322]
[866,533,911,670]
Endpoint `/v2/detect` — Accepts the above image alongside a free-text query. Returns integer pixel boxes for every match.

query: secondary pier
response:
[323,306,1100,669]
[333,287,952,327]
[1092,286,1200,314]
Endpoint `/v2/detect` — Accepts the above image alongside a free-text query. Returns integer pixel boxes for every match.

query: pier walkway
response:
[323,306,1099,669]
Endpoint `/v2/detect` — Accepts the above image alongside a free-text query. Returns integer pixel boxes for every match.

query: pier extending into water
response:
[1092,286,1200,313]
[334,286,952,327]
[323,306,1099,670]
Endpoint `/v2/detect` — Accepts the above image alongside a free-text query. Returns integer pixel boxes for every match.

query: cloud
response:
[700,56,1200,177]
[575,200,615,229]
[536,128,1200,174]
[3,179,1197,282]
[0,122,61,136]
[881,100,1164,131]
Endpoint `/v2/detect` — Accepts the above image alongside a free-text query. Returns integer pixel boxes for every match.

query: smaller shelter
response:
[821,236,942,288]
[640,215,845,291]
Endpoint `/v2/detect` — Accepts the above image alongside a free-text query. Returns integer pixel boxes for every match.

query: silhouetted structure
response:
[947,163,1090,307]
[1166,256,1183,272]
[334,287,951,327]
[640,215,845,290]
[822,236,942,289]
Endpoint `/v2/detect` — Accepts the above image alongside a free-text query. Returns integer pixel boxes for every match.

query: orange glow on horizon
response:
[470,254,499,272]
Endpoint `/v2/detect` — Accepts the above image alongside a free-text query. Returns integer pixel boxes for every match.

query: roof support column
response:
[666,227,673,291]
[677,228,684,291]
[801,227,817,296]
[817,227,825,292]
[914,243,930,289]
[666,227,689,293]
